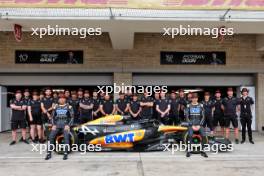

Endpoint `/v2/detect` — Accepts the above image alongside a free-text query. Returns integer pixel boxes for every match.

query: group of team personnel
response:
[9,87,254,148]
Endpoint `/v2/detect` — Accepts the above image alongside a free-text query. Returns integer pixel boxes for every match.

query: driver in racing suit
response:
[45,95,74,160]
[185,93,208,158]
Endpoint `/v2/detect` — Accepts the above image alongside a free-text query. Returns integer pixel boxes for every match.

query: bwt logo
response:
[105,133,135,144]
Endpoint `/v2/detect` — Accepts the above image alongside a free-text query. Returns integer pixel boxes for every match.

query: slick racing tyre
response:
[55,129,78,155]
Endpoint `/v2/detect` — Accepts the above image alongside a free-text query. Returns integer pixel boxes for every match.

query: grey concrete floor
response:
[0,132,264,176]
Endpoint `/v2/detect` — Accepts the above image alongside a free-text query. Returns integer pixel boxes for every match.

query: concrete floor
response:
[0,132,264,176]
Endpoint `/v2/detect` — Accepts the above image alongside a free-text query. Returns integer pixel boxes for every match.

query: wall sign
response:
[160,51,226,65]
[15,50,83,64]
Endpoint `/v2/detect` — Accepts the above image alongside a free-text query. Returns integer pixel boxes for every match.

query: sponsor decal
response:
[105,133,135,144]
[79,126,99,136]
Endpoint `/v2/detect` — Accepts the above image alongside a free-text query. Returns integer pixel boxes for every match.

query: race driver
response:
[185,93,208,158]
[45,95,74,160]
[222,87,240,144]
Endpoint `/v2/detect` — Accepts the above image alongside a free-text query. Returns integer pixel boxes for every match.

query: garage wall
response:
[0,32,263,73]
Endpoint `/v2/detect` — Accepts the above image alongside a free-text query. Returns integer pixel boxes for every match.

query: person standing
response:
[153,92,160,120]
[222,88,240,144]
[79,90,94,123]
[115,92,130,115]
[28,91,43,143]
[41,87,54,124]
[156,91,171,125]
[240,88,254,144]
[129,94,141,120]
[201,92,214,135]
[169,90,180,125]
[140,91,154,119]
[92,90,101,119]
[68,91,80,124]
[212,90,225,135]
[9,90,29,145]
[100,94,115,116]
[178,89,187,122]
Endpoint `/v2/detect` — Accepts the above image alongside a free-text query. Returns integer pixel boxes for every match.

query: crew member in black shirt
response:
[68,91,80,124]
[178,89,188,121]
[79,90,94,123]
[116,92,129,115]
[129,94,141,120]
[240,88,254,144]
[169,90,180,125]
[77,88,84,101]
[28,91,43,143]
[9,90,28,145]
[153,92,160,120]
[41,87,54,124]
[100,94,115,116]
[140,91,154,119]
[222,87,240,144]
[92,90,101,119]
[201,92,214,135]
[213,90,225,135]
[156,91,171,125]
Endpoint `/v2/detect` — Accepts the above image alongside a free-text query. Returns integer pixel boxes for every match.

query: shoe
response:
[45,153,52,160]
[249,140,254,144]
[241,140,245,144]
[186,152,191,157]
[19,137,23,142]
[63,153,68,160]
[9,141,16,145]
[235,139,239,144]
[22,139,29,144]
[201,152,208,158]
[32,139,38,143]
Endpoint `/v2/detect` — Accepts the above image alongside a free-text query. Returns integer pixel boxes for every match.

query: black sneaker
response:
[249,140,255,144]
[235,139,239,144]
[201,152,208,158]
[9,141,16,145]
[63,153,68,160]
[45,153,52,160]
[19,137,23,142]
[240,140,245,144]
[22,139,29,144]
[186,152,191,157]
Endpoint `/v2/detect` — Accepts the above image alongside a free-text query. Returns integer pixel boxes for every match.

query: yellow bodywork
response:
[158,125,188,133]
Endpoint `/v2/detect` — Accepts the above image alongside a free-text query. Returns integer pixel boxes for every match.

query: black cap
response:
[241,88,249,93]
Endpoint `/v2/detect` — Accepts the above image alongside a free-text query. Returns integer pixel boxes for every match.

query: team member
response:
[100,94,115,116]
[39,91,44,100]
[125,88,133,102]
[187,92,193,104]
[92,90,101,119]
[156,91,171,125]
[53,92,59,104]
[22,89,31,141]
[115,92,129,115]
[79,90,94,123]
[41,87,54,124]
[201,92,214,135]
[185,93,207,158]
[28,91,43,143]
[9,90,29,145]
[140,91,154,119]
[77,88,84,100]
[169,91,180,125]
[153,92,160,120]
[178,89,187,121]
[213,90,225,135]
[45,95,74,160]
[64,89,71,102]
[222,88,240,144]
[240,88,254,144]
[129,94,141,120]
[68,91,80,124]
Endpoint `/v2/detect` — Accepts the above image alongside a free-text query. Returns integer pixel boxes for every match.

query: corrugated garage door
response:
[0,73,113,86]
[133,74,254,86]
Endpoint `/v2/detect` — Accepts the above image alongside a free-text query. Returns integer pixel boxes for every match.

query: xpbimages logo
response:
[31,25,102,38]
[163,25,234,39]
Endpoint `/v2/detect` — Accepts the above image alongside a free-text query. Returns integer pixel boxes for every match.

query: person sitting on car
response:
[45,95,74,160]
[185,93,208,158]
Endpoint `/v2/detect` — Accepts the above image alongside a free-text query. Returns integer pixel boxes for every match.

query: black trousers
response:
[240,116,253,141]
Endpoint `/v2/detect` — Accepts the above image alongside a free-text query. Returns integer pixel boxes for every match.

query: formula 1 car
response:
[46,115,231,153]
